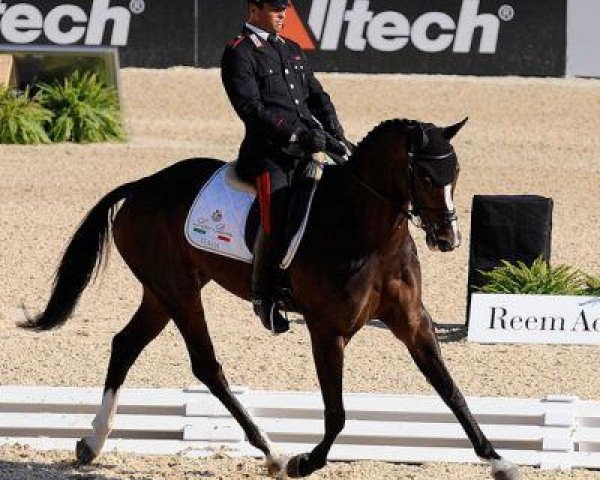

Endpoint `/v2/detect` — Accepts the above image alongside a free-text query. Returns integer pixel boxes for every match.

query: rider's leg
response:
[286,157,318,240]
[252,161,290,334]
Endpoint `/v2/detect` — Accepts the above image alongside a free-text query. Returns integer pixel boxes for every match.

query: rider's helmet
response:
[248,0,290,7]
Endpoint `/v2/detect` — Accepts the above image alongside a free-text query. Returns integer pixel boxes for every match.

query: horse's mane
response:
[351,118,415,161]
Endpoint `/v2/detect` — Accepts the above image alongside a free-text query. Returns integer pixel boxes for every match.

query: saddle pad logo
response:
[186,165,255,263]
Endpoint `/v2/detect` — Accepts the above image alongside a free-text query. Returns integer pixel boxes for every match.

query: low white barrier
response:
[1,386,599,470]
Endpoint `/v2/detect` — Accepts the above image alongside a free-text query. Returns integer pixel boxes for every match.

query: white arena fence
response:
[0,385,599,470]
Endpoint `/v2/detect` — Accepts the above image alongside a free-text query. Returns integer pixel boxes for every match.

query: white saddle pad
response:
[185,163,319,269]
[185,164,254,263]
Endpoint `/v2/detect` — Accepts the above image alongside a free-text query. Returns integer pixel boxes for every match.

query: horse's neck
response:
[315,164,409,254]
[346,132,409,204]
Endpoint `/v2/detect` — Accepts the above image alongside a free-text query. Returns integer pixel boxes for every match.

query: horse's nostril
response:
[437,238,454,252]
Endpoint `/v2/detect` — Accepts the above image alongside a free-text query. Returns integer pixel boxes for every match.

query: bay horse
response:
[22,118,519,480]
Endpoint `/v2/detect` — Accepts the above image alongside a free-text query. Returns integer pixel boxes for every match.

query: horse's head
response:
[407,118,467,252]
[345,117,467,252]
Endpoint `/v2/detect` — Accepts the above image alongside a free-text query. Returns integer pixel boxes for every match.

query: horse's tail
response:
[20,181,137,331]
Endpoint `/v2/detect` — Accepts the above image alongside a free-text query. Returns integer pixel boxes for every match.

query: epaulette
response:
[228,35,244,48]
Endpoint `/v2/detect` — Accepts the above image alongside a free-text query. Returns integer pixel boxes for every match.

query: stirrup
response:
[252,298,289,335]
[268,303,291,336]
[268,303,277,336]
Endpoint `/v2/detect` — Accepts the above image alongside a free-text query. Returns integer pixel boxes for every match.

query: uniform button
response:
[285,68,289,74]
[294,99,299,105]
[300,66,304,70]
[269,69,273,74]
[290,84,295,89]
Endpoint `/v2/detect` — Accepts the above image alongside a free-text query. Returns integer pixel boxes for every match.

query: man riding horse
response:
[220,0,346,334]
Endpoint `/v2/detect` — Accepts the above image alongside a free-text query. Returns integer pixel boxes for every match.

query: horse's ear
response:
[442,117,468,140]
[410,122,429,151]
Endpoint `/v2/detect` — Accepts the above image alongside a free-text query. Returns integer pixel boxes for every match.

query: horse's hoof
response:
[286,453,313,478]
[75,438,97,465]
[266,452,290,477]
[491,458,521,480]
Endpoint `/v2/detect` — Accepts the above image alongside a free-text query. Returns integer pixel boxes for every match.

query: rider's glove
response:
[295,127,327,154]
[326,135,347,157]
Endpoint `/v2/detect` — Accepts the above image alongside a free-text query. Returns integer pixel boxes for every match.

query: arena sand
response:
[0,68,599,479]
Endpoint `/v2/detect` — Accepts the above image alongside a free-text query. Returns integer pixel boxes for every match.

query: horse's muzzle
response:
[425,219,461,252]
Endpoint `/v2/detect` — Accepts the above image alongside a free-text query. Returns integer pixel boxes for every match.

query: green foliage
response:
[36,71,125,143]
[477,257,588,295]
[584,275,600,296]
[0,87,52,144]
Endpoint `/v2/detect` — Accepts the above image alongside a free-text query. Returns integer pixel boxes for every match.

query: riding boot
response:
[251,228,289,334]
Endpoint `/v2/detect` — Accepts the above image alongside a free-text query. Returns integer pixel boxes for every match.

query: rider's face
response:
[248,3,287,34]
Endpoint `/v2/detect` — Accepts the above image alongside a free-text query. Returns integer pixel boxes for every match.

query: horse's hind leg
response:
[76,288,170,464]
[382,305,520,480]
[172,297,287,476]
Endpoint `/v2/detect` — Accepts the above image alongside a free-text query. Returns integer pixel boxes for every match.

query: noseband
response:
[407,149,458,232]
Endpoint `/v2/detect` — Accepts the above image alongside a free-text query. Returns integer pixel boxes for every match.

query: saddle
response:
[185,160,325,309]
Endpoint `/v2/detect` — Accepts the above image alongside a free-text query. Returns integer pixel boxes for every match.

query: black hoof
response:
[286,453,315,478]
[75,438,97,465]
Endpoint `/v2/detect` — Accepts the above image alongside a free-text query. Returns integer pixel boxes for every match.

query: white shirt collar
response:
[245,23,271,41]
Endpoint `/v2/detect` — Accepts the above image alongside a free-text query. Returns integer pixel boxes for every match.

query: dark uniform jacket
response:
[221,26,341,180]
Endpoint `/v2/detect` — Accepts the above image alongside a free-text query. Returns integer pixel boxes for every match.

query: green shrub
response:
[0,87,52,144]
[585,275,600,296]
[36,71,125,143]
[477,257,587,295]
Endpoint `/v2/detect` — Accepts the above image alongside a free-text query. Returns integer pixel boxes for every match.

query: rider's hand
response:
[326,135,347,157]
[296,127,327,154]
[325,117,345,142]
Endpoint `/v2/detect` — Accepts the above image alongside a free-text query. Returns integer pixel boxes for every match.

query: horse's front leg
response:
[285,331,346,478]
[381,303,520,480]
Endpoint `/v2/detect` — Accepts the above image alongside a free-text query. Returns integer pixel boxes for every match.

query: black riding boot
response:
[251,228,289,334]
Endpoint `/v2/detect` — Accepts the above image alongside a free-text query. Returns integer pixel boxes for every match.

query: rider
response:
[221,0,346,333]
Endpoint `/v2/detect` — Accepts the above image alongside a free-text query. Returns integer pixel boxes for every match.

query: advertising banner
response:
[0,0,196,67]
[468,294,600,345]
[197,1,245,68]
[279,0,566,76]
[0,0,569,75]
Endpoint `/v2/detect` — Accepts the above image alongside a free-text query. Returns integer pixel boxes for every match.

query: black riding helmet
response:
[248,0,290,7]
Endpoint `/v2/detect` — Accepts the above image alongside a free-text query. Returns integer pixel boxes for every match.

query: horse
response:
[21,118,519,480]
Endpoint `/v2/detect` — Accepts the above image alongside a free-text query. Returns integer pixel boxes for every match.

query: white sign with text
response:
[468,293,600,345]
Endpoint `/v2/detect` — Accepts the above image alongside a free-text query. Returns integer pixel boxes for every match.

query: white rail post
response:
[540,394,578,470]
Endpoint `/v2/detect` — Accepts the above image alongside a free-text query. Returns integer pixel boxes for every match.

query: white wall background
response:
[567,0,600,77]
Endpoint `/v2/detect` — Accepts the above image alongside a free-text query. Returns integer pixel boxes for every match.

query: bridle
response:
[406,149,458,232]
[323,132,458,232]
